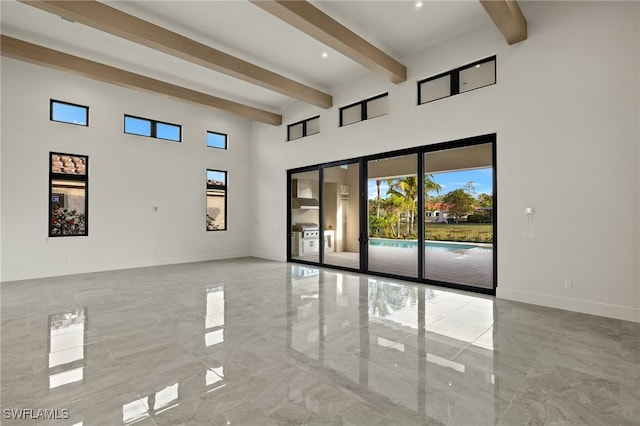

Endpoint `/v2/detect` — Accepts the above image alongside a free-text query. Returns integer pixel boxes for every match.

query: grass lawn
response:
[425,223,493,243]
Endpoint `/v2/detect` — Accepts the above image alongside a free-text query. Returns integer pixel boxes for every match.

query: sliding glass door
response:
[322,162,360,270]
[290,170,320,263]
[288,135,496,294]
[367,154,418,278]
[423,143,494,289]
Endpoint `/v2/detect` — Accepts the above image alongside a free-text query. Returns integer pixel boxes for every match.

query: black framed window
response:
[418,56,496,105]
[287,116,320,141]
[124,115,181,142]
[207,170,227,231]
[50,100,88,126]
[49,152,88,237]
[286,134,497,296]
[207,131,228,149]
[339,93,388,127]
[418,74,451,104]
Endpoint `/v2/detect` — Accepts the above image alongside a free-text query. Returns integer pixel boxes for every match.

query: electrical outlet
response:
[564,280,573,289]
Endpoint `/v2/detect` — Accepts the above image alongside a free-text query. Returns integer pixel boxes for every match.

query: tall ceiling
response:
[0,1,522,123]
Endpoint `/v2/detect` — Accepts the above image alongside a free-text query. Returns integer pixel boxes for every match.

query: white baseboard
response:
[497,287,640,323]
[1,251,251,283]
[251,250,287,262]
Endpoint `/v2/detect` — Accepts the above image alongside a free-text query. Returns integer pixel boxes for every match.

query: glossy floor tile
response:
[300,244,493,289]
[1,258,639,425]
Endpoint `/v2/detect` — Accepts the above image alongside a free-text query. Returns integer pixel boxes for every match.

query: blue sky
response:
[368,168,492,199]
[52,101,88,126]
[53,103,184,142]
[207,170,226,183]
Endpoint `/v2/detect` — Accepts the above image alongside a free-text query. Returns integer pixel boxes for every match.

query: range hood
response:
[291,179,319,209]
[292,197,319,209]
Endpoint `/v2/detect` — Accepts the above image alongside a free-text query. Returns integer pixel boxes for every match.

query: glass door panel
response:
[290,170,320,263]
[424,143,494,289]
[367,154,418,278]
[322,162,360,269]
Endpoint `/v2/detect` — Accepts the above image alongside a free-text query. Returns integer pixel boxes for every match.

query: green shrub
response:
[467,212,492,223]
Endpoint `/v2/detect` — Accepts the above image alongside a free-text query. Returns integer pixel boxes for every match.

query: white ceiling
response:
[0,0,494,115]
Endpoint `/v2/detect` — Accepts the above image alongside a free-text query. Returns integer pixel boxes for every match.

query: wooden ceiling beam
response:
[0,35,282,125]
[19,0,332,109]
[479,0,527,45]
[251,0,407,84]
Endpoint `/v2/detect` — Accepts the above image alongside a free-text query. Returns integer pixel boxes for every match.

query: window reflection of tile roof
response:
[207,180,225,186]
[51,154,86,175]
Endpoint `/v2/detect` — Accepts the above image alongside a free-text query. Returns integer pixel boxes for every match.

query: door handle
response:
[358,234,369,244]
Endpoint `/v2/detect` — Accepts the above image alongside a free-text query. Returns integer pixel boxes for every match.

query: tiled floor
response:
[1,258,638,425]
[295,243,494,289]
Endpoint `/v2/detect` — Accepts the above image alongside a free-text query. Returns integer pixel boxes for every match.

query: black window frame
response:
[418,55,496,105]
[286,133,497,296]
[206,131,228,150]
[124,114,182,142]
[50,99,89,127]
[339,93,388,127]
[287,115,320,141]
[49,151,89,238]
[206,169,228,232]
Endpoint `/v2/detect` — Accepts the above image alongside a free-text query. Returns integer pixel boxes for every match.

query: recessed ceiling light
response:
[321,52,328,59]
[475,64,481,69]
[415,1,423,9]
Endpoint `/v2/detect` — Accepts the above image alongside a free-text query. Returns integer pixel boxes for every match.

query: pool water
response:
[369,238,491,252]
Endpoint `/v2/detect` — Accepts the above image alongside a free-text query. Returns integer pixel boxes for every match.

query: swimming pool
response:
[369,238,492,252]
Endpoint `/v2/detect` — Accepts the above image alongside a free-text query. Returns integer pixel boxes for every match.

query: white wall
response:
[251,1,640,322]
[0,62,3,284]
[1,59,252,281]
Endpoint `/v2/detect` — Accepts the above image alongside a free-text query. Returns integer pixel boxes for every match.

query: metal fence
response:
[424,223,493,243]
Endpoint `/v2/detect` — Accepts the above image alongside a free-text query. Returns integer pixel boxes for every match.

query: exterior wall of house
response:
[251,1,640,321]
[1,59,253,281]
[51,185,85,213]
[206,193,226,230]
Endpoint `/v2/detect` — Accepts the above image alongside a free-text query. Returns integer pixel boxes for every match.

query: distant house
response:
[425,203,450,223]
[425,203,493,223]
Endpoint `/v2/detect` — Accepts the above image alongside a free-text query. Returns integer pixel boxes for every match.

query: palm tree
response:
[387,193,406,237]
[376,179,382,217]
[387,175,441,236]
[425,174,442,201]
[387,176,419,235]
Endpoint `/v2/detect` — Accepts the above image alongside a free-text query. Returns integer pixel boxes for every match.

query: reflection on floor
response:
[1,258,638,425]
[294,244,494,289]
[293,251,361,270]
